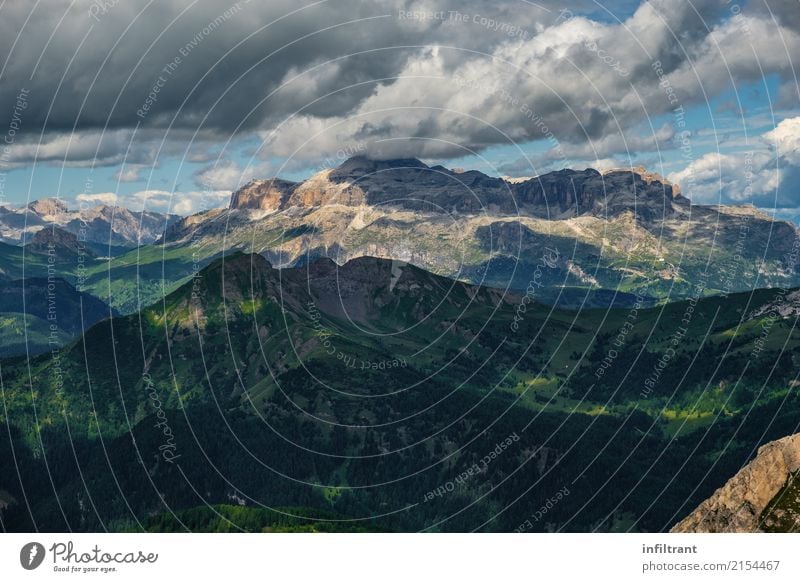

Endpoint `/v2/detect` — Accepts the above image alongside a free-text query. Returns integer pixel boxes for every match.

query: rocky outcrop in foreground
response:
[672,433,800,532]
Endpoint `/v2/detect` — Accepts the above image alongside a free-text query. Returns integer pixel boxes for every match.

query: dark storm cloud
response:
[0,0,798,168]
[0,1,393,132]
[0,0,555,134]
[748,0,800,32]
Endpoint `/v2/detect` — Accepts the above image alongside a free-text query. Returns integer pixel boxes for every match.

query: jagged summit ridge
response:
[228,156,683,220]
[161,155,799,306]
[28,197,69,217]
[0,199,178,247]
[329,155,428,178]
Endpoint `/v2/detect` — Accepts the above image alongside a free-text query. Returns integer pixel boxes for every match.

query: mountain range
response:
[0,197,178,250]
[1,156,799,532]
[148,156,800,314]
[4,157,796,315]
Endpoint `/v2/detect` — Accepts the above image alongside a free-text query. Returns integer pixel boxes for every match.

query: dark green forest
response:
[1,254,799,532]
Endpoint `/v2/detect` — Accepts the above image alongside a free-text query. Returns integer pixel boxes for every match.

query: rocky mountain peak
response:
[28,197,68,217]
[329,156,428,179]
[602,166,683,198]
[229,178,296,211]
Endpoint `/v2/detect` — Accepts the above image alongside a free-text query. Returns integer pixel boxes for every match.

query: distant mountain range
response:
[2,157,798,317]
[0,197,178,250]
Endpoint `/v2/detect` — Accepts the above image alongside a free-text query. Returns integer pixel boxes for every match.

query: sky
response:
[0,0,798,219]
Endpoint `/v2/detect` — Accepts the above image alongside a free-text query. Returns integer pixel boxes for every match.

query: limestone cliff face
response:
[229,178,296,211]
[226,157,682,219]
[671,433,800,532]
[288,170,367,208]
[28,197,69,218]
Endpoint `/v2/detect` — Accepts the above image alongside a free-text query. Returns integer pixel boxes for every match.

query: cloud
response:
[763,116,800,165]
[0,130,138,170]
[0,0,555,136]
[113,166,146,183]
[668,116,800,209]
[123,189,231,215]
[498,153,621,177]
[194,160,250,191]
[556,123,676,160]
[75,192,120,206]
[193,159,276,190]
[76,189,229,215]
[0,127,230,172]
[0,0,797,188]
[253,1,800,162]
[498,123,676,175]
